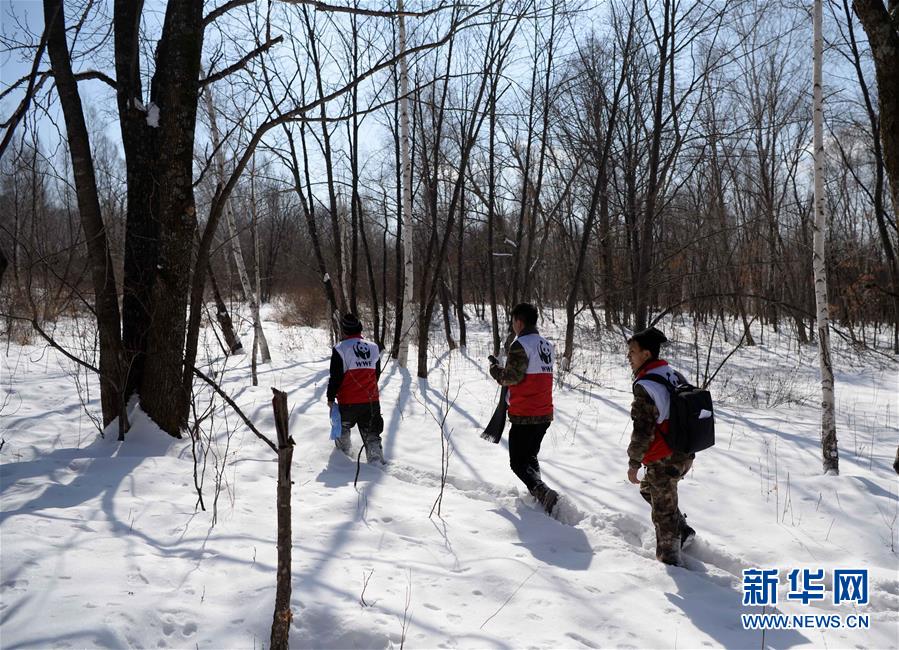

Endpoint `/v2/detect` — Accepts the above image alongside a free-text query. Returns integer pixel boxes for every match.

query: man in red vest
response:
[327,314,384,463]
[489,303,558,513]
[626,327,696,565]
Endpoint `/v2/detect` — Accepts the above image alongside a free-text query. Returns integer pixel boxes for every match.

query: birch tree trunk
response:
[250,165,272,363]
[397,0,416,368]
[813,0,839,475]
[205,90,270,363]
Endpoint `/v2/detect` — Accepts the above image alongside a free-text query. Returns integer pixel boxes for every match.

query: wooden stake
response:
[270,388,294,650]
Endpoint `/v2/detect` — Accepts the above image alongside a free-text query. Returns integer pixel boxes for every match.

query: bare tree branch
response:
[204,0,255,27]
[0,313,101,375]
[73,69,117,89]
[201,36,284,87]
[279,0,458,18]
[0,10,51,160]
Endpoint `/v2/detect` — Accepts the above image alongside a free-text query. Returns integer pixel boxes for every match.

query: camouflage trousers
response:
[639,453,693,565]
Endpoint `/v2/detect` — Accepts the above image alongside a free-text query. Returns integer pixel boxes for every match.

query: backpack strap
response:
[636,374,675,392]
[635,373,695,392]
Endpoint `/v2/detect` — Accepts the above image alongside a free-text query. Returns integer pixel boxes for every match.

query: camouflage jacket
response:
[628,383,692,470]
[628,384,658,470]
[489,328,553,425]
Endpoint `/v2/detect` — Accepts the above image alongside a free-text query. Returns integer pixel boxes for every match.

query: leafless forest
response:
[1,0,897,442]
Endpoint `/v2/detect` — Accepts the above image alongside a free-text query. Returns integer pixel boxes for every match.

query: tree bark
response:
[249,166,272,363]
[813,0,839,474]
[853,0,899,219]
[207,260,244,355]
[0,245,7,291]
[397,0,416,369]
[270,388,294,650]
[139,0,205,436]
[44,0,125,430]
[487,74,501,355]
[115,0,160,401]
[852,0,899,351]
[455,179,467,348]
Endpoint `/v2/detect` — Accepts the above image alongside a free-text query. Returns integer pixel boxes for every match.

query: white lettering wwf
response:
[335,339,380,373]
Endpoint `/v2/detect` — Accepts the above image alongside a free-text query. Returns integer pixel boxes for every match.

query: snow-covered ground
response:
[1,309,897,649]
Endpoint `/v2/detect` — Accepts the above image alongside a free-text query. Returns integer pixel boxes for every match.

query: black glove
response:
[488,354,498,366]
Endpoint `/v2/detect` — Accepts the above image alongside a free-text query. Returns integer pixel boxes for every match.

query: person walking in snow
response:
[327,314,385,464]
[488,303,558,513]
[626,327,696,565]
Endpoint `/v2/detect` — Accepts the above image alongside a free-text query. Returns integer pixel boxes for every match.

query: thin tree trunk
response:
[348,10,361,316]
[283,124,340,332]
[390,70,405,357]
[206,91,271,363]
[44,0,126,431]
[207,260,243,354]
[439,280,457,350]
[456,179,467,348]
[397,0,416,369]
[487,74,500,355]
[0,245,7,291]
[303,6,347,314]
[358,198,382,349]
[250,164,272,363]
[813,0,839,474]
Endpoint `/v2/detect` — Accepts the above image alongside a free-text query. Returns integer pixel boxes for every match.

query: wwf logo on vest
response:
[538,340,553,366]
[353,342,371,360]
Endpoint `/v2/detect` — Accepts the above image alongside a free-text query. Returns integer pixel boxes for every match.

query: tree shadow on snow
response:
[0,441,143,526]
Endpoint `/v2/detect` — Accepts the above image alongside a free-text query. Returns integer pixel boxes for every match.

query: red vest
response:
[634,360,676,463]
[334,336,379,404]
[507,333,554,417]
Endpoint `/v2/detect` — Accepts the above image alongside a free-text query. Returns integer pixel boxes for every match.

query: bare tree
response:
[813,0,839,474]
[396,0,417,368]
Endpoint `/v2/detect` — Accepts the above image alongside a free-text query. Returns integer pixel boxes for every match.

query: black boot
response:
[532,482,559,515]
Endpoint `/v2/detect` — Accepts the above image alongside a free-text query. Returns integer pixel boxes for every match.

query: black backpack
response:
[639,374,715,454]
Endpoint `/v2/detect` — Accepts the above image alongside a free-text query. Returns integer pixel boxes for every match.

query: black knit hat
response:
[340,313,363,335]
[628,327,668,359]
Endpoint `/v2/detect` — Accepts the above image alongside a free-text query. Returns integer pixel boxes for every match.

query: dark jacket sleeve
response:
[326,348,344,402]
[376,356,382,380]
[628,383,659,469]
[489,341,528,386]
